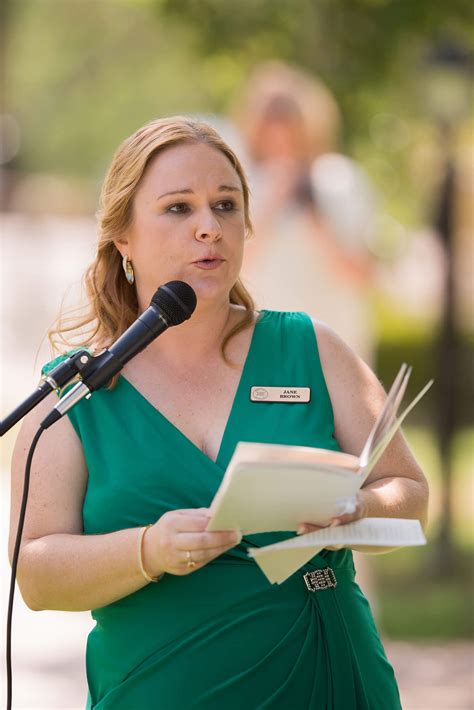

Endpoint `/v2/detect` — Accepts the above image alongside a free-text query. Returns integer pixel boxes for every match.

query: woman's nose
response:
[194,207,222,242]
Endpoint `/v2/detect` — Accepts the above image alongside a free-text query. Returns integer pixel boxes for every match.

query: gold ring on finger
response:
[186,550,196,569]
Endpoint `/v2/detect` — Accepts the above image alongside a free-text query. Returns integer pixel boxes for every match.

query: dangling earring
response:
[122,255,135,285]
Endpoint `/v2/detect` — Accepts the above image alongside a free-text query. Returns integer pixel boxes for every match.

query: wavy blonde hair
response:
[49,116,255,374]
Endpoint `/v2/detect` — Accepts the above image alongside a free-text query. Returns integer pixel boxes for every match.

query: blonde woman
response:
[10,117,427,709]
[234,61,377,365]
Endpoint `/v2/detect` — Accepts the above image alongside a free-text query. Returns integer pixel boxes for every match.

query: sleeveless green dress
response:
[43,311,401,710]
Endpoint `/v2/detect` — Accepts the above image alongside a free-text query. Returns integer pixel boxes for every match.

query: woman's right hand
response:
[142,508,242,577]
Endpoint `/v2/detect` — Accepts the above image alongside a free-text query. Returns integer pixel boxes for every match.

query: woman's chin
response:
[142,270,237,307]
[188,278,232,305]
[185,270,234,298]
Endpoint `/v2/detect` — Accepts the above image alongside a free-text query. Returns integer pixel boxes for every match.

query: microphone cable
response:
[6,425,45,710]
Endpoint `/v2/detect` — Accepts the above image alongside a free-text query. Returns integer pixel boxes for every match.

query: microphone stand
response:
[0,349,93,436]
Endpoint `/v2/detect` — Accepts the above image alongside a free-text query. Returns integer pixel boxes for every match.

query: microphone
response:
[40,280,197,430]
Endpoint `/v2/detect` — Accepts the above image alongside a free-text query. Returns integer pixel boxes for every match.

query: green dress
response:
[43,310,401,710]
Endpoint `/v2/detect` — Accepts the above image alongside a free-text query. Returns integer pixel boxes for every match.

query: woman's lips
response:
[192,259,225,270]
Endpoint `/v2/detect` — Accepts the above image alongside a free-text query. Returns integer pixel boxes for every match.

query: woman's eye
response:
[215,200,235,211]
[167,203,190,214]
[166,200,236,214]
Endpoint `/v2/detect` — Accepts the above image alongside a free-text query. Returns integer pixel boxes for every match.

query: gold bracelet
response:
[138,524,164,583]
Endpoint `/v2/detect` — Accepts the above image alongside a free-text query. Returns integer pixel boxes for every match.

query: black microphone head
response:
[152,281,197,326]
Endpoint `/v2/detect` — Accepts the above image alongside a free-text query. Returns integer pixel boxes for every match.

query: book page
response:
[230,442,358,469]
[248,518,426,584]
[357,363,410,473]
[359,379,433,482]
[207,464,360,534]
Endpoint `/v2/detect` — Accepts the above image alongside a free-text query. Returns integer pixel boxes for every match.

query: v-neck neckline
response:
[118,310,267,470]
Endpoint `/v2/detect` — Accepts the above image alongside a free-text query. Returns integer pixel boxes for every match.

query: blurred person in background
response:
[233,61,380,605]
[233,61,377,365]
[9,116,428,709]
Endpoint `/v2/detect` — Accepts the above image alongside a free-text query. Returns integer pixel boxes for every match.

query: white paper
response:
[248,518,426,584]
[207,462,360,534]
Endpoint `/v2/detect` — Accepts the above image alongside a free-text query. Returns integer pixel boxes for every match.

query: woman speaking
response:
[9,116,428,709]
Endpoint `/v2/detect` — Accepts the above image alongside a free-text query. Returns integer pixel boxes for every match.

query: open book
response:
[207,364,431,583]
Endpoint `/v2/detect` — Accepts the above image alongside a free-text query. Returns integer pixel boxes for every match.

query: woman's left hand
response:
[296,491,369,550]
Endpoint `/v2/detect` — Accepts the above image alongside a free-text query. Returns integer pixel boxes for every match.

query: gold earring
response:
[122,255,135,285]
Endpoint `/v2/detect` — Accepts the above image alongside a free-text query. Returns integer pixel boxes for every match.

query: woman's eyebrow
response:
[156,185,242,200]
[217,185,242,193]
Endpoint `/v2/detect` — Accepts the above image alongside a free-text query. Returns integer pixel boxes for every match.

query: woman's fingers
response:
[157,510,212,537]
[297,492,369,535]
[297,520,335,535]
[331,492,369,526]
[164,509,241,546]
[171,515,212,533]
[183,543,238,566]
[176,530,241,551]
[295,521,343,550]
[174,508,210,517]
[152,509,242,575]
[168,542,241,576]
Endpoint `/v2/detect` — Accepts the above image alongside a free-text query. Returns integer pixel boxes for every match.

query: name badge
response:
[250,386,311,403]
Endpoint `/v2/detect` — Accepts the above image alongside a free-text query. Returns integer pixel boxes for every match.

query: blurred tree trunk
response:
[433,125,459,573]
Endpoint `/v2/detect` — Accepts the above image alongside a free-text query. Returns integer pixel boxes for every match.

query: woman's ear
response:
[113,236,130,259]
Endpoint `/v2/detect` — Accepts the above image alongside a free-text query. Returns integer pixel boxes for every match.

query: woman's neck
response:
[132,299,238,370]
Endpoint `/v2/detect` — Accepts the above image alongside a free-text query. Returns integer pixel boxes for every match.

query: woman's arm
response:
[9,394,239,611]
[298,320,429,551]
[9,393,154,611]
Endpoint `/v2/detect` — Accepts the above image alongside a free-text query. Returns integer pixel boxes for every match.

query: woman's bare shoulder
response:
[311,318,371,376]
[310,318,427,488]
[9,392,88,562]
[310,318,388,453]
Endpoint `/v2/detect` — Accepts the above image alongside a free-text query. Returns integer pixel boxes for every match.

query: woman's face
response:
[254,115,307,161]
[117,142,247,310]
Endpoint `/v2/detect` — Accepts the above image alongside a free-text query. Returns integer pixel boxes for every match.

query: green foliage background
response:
[4,0,471,228]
